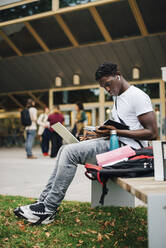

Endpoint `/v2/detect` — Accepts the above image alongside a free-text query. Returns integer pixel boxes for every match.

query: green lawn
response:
[0,195,147,248]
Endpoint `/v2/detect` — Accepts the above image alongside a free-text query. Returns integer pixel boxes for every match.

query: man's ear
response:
[117,75,120,80]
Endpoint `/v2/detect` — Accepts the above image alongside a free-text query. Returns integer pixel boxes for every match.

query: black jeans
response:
[49,131,62,158]
[41,128,50,153]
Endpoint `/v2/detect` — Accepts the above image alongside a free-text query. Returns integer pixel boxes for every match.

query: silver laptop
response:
[51,122,79,144]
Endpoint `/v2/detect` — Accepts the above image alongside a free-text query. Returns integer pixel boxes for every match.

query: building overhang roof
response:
[0,0,166,94]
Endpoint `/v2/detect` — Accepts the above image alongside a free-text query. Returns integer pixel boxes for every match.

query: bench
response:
[91,177,166,248]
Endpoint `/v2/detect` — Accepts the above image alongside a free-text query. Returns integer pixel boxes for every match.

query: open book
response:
[99,119,129,130]
[84,119,129,132]
[51,122,79,144]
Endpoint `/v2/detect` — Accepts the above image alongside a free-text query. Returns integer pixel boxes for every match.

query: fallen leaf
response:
[12,235,18,239]
[81,231,88,234]
[114,241,118,246]
[87,229,97,234]
[110,219,116,227]
[137,236,145,241]
[4,220,10,226]
[104,221,111,227]
[75,217,81,223]
[45,232,50,237]
[3,238,8,242]
[97,233,103,242]
[104,234,110,240]
[69,233,77,237]
[87,211,95,216]
[108,231,114,236]
[17,221,26,231]
[76,241,83,247]
[32,230,40,235]
[29,198,35,202]
[53,238,60,243]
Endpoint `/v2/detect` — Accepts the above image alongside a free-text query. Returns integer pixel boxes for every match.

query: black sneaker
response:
[14,202,56,224]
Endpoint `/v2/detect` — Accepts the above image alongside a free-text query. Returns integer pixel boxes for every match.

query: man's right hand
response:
[79,130,98,141]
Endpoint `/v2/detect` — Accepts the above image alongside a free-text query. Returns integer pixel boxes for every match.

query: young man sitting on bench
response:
[14,62,158,225]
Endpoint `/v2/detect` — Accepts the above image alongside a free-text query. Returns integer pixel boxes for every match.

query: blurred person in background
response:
[72,102,87,139]
[25,99,37,159]
[37,107,50,156]
[48,105,64,158]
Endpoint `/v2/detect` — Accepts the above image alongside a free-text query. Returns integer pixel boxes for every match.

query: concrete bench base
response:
[91,180,135,208]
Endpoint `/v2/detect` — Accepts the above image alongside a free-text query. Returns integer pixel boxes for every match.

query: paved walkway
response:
[0,146,91,202]
[0,146,144,206]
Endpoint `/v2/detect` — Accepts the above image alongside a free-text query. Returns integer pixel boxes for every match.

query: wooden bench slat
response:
[113,177,166,203]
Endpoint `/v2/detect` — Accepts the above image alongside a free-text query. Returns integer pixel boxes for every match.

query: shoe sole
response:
[33,212,56,225]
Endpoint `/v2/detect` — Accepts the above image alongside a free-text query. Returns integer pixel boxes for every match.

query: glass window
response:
[134,83,159,99]
[0,0,52,22]
[105,106,114,120]
[84,109,92,126]
[0,117,25,147]
[60,0,97,8]
[61,110,72,127]
[105,83,160,100]
[53,88,99,104]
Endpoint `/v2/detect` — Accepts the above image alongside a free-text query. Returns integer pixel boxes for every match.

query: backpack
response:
[21,109,32,127]
[85,146,154,205]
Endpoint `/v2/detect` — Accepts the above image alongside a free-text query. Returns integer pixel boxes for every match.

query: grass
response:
[0,195,148,248]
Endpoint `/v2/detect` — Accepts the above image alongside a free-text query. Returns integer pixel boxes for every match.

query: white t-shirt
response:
[111,85,153,149]
[25,107,37,130]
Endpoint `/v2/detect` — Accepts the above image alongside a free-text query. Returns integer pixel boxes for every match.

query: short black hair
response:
[76,102,84,110]
[54,104,60,110]
[26,98,35,108]
[95,62,118,81]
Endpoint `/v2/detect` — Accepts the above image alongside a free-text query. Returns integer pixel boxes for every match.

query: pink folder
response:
[96,145,136,167]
